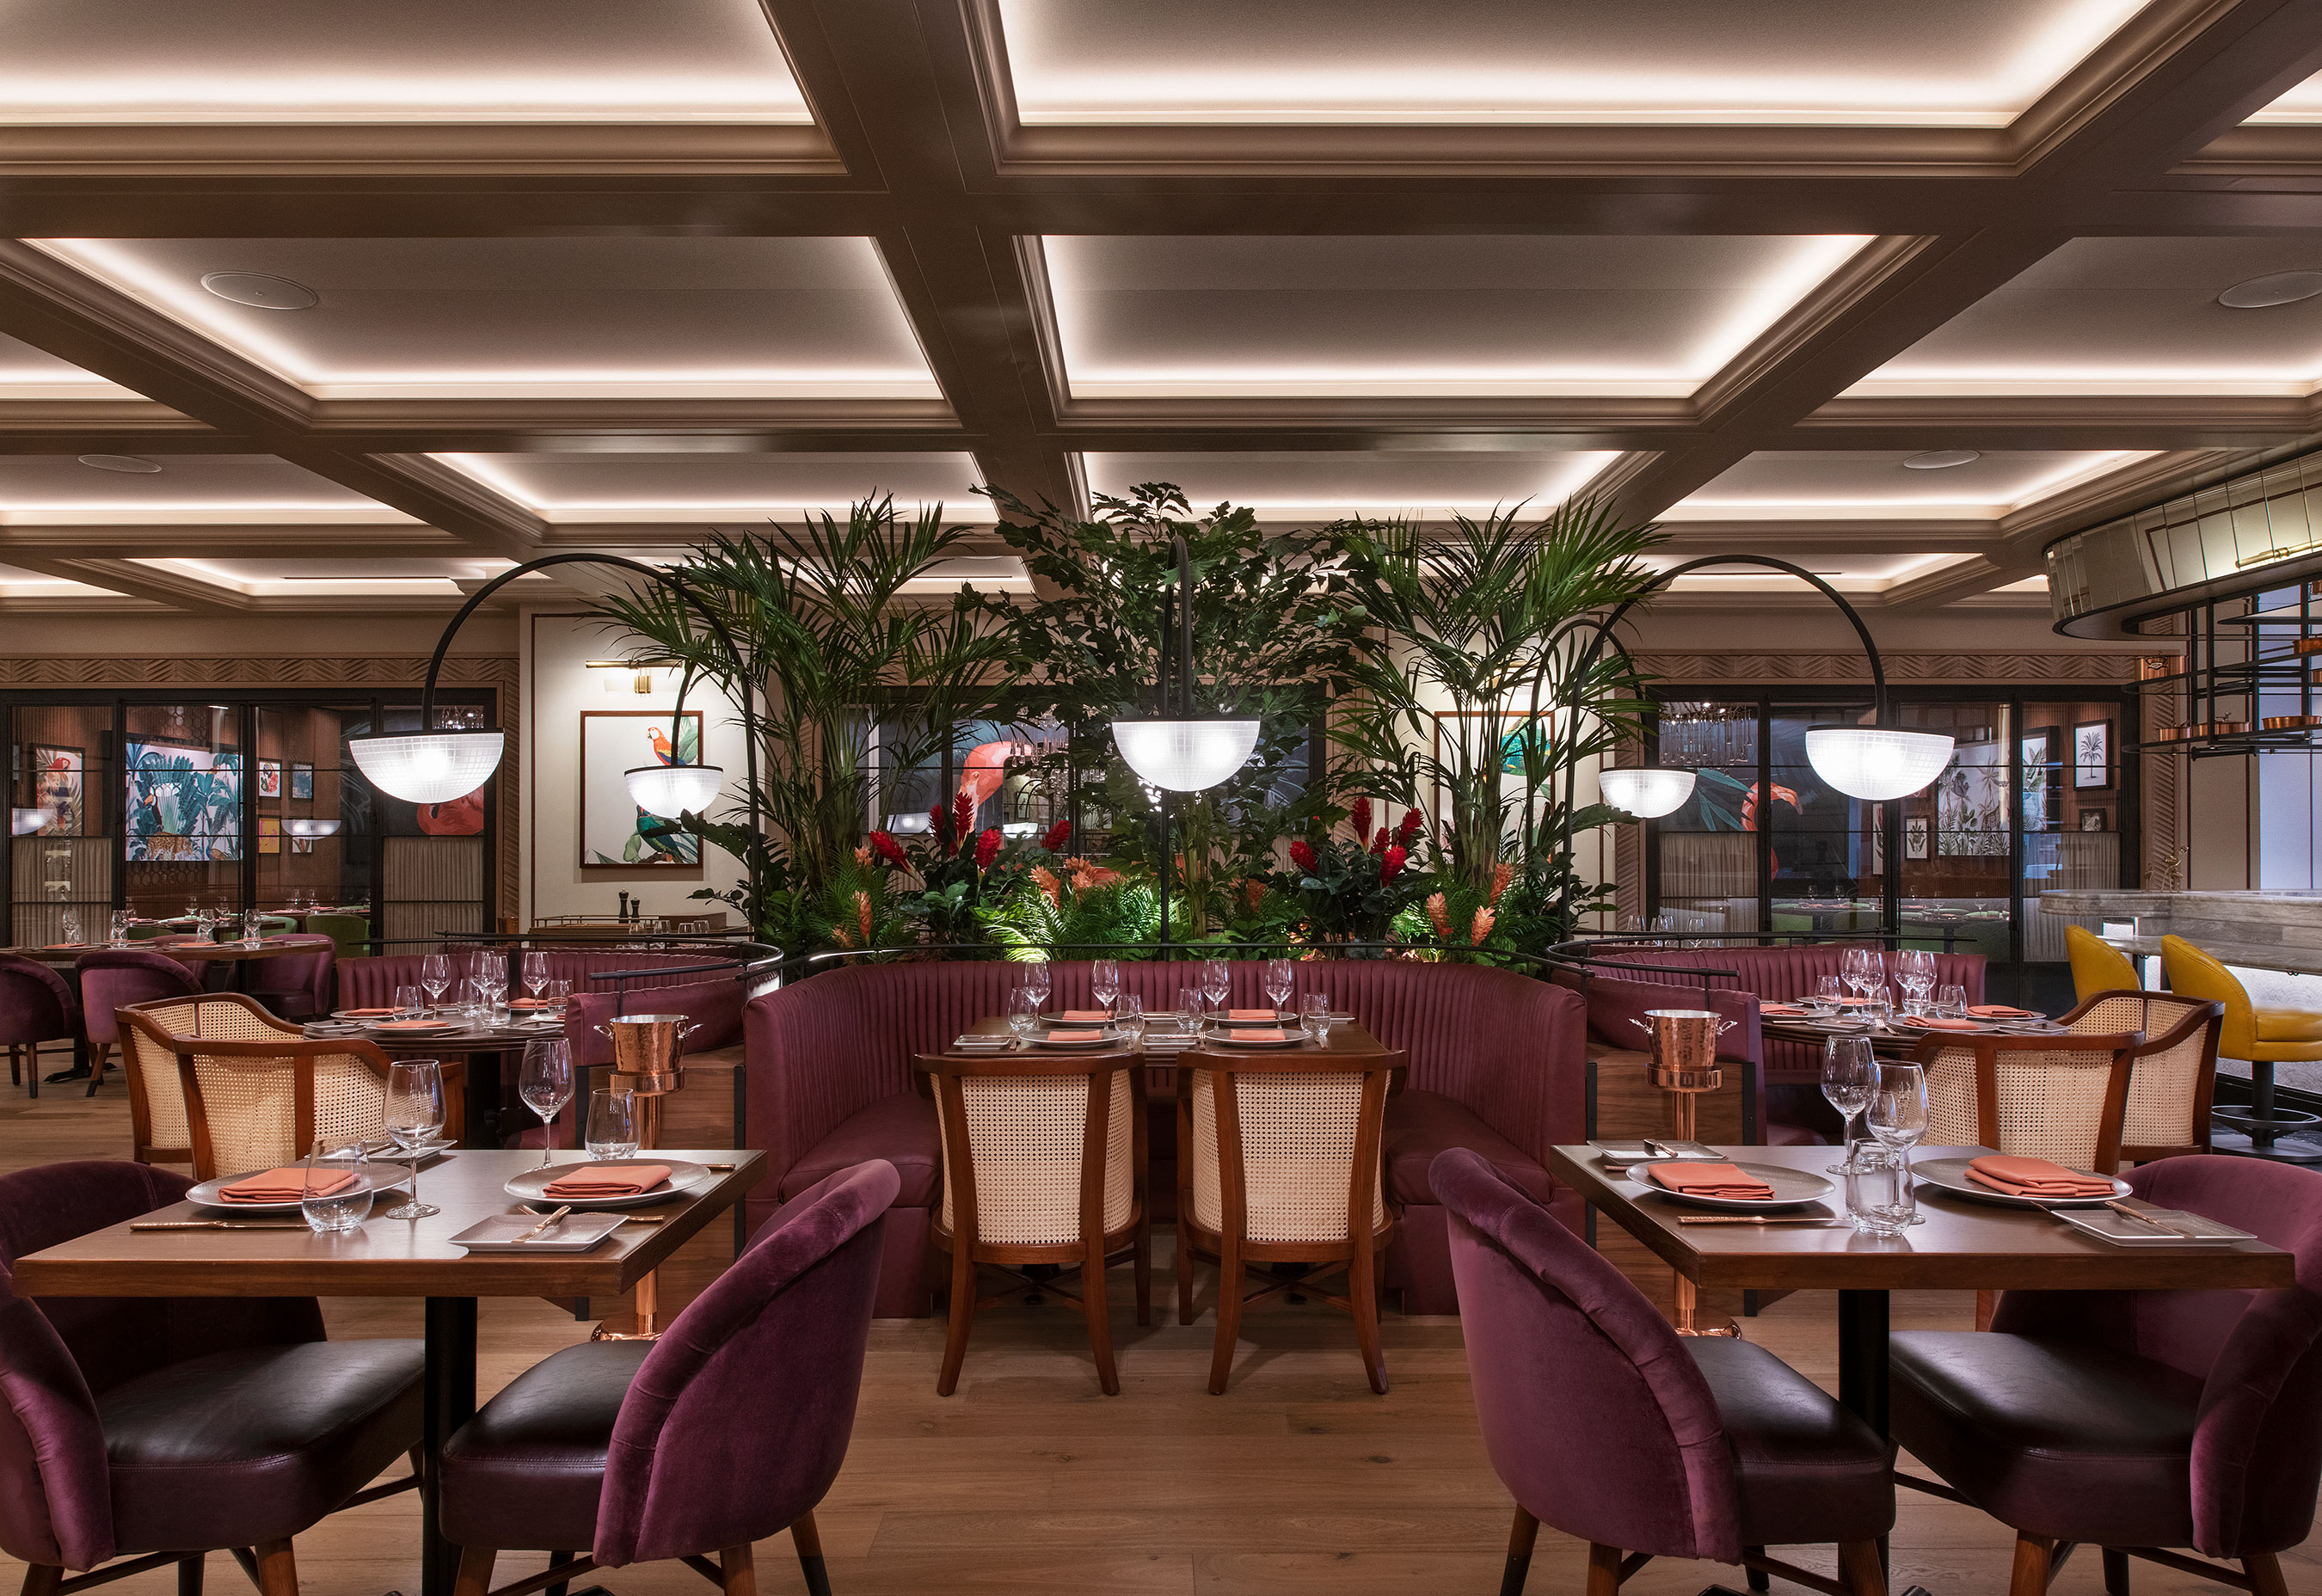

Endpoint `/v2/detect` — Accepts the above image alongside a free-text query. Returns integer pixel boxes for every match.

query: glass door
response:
[11,705,114,945]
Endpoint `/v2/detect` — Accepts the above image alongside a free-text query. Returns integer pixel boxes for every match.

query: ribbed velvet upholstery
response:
[1434,1146,1742,1561]
[745,960,1587,1316]
[337,950,720,1010]
[565,977,746,1069]
[0,953,82,1048]
[1960,1155,2322,1559]
[73,952,200,1047]
[241,934,336,1019]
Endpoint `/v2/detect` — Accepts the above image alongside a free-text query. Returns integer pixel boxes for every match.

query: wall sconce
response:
[586,660,668,695]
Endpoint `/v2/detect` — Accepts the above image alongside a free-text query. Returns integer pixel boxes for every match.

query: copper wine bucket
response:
[594,1013,701,1097]
[1629,1008,1735,1092]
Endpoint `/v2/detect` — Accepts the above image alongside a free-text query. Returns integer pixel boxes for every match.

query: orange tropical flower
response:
[1033,865,1062,909]
[855,890,874,945]
[1490,861,1513,905]
[1426,892,1451,938]
[1471,906,1496,942]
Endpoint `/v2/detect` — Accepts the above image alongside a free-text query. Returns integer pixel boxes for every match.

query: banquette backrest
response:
[336,948,722,1010]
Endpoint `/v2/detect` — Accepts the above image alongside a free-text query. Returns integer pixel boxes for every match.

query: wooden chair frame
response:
[1907,1028,2142,1176]
[914,1049,1152,1397]
[1175,1050,1404,1396]
[1503,1508,1886,1596]
[120,993,464,1178]
[2057,989,2224,1162]
[452,1521,820,1596]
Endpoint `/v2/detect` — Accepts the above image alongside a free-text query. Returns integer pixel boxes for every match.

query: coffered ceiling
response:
[4,0,2322,618]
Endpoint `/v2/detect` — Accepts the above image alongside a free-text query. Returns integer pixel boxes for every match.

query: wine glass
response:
[1201,956,1230,1017]
[379,1059,445,1219]
[467,950,501,1014]
[1840,947,1871,1005]
[420,953,452,1014]
[1005,987,1040,1045]
[519,1038,573,1169]
[1820,1035,1877,1173]
[1263,958,1294,1021]
[521,951,550,1003]
[58,910,80,945]
[1116,993,1146,1049]
[301,1139,374,1234]
[1176,985,1206,1036]
[1895,948,1937,1014]
[586,1087,639,1161]
[1090,958,1120,1022]
[1861,1062,1931,1231]
[1020,961,1052,1016]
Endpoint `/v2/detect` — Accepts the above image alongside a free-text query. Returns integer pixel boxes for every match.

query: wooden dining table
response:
[309,1011,571,1148]
[9,1147,765,1596]
[1757,1010,2066,1059]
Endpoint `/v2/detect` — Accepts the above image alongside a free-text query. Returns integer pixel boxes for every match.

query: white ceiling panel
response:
[1082,450,1619,518]
[31,237,938,401]
[1047,235,1871,398]
[0,454,399,522]
[1000,0,2147,126]
[2245,68,2322,123]
[1852,236,2322,395]
[0,0,808,123]
[1669,451,2147,518]
[432,452,993,521]
[0,333,139,400]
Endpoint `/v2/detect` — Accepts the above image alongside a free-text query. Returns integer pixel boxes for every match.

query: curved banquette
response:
[743,959,1588,1317]
[336,949,722,1010]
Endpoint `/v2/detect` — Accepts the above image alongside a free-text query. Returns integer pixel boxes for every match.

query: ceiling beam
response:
[0,551,253,613]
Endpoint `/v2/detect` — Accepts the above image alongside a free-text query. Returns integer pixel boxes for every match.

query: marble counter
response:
[2038,889,2322,975]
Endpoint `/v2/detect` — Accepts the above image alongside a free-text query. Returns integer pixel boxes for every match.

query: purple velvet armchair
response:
[0,950,83,1101]
[243,932,337,1020]
[442,1158,898,1596]
[0,1160,425,1592]
[73,948,201,1099]
[1890,1153,2322,1596]
[1432,1147,1893,1596]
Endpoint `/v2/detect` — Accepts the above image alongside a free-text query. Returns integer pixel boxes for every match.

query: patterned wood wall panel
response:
[0,654,520,920]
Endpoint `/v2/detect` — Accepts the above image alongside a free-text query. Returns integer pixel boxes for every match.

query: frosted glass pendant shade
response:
[283,818,341,838]
[627,761,726,819]
[1804,727,1955,801]
[1110,716,1262,793]
[347,729,506,805]
[10,807,53,836]
[1597,766,1697,818]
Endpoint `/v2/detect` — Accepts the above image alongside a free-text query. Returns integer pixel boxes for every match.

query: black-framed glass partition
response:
[6,688,497,949]
[1646,684,2139,1007]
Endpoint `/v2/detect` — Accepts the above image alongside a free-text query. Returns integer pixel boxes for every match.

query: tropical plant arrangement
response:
[862,799,1077,948]
[1280,796,1424,949]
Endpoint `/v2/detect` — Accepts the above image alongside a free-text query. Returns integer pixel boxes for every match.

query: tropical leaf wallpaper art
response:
[126,743,242,862]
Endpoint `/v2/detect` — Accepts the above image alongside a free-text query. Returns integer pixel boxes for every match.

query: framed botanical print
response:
[28,745,83,836]
[2018,727,2059,830]
[258,759,282,799]
[290,763,314,801]
[2079,807,2109,832]
[1905,815,1931,860]
[580,710,703,868]
[2073,720,2112,789]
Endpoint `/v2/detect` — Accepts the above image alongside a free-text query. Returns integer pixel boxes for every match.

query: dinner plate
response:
[501,1157,712,1211]
[369,1019,454,1034]
[1209,1011,1296,1028]
[1625,1161,1835,1212]
[187,1162,411,1213]
[333,1008,402,1020]
[1205,1029,1307,1047]
[1914,1154,2129,1209]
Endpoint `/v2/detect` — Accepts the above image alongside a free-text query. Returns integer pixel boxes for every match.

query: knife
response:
[1677,1215,1849,1226]
[131,1220,310,1231]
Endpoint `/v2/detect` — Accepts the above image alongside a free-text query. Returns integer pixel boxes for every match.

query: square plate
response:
[449,1212,627,1252]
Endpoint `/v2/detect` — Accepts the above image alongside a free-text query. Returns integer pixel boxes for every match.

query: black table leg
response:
[422,1297,478,1596]
[1837,1287,1889,1438]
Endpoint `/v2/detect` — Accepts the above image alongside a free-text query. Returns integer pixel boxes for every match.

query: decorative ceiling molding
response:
[1636,650,2148,683]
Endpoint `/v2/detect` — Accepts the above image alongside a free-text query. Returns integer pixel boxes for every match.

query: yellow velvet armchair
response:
[2065,924,2141,1004]
[2159,935,2322,1065]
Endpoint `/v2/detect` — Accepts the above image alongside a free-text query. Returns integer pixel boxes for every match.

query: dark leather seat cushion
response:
[777,1092,939,1207]
[1765,1121,1827,1147]
[1384,1090,1555,1206]
[442,1340,654,1552]
[1889,1331,2202,1549]
[1690,1336,1894,1548]
[100,1339,424,1553]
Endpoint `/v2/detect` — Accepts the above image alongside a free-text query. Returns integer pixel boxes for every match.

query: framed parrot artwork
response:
[579,709,703,868]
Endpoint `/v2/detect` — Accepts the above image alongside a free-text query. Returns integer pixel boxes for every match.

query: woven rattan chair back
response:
[1914,1028,2141,1174]
[916,1048,1151,1397]
[2062,990,2221,1160]
[116,996,202,1164]
[1177,1050,1404,1396]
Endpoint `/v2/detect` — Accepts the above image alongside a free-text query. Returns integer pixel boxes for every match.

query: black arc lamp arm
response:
[412,550,761,837]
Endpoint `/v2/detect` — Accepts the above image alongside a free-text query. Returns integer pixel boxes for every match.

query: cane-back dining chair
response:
[2061,990,2222,1162]
[120,992,463,1177]
[1911,1028,2144,1176]
[915,1047,1150,1396]
[1176,1047,1404,1395]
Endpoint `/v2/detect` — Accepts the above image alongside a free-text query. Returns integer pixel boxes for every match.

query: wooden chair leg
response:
[1838,1539,1888,1596]
[2007,1533,2054,1596]
[792,1509,832,1596]
[1585,1542,1624,1596]
[1207,1231,1245,1395]
[2244,1553,2288,1596]
[1084,1234,1119,1396]
[1499,1505,1538,1596]
[177,1554,204,1596]
[19,1565,63,1596]
[1350,1239,1387,1395]
[1133,1211,1152,1328]
[1745,1547,1770,1590]
[249,1541,298,1596]
[2101,1547,2129,1594]
[936,1243,975,1396]
[451,1546,496,1596]
[1975,1289,1998,1331]
[1175,1223,1195,1326]
[718,1543,757,1595]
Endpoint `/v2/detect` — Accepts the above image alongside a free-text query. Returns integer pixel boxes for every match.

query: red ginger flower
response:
[1244,879,1266,910]
[1349,796,1372,842]
[1041,818,1072,852]
[1425,892,1450,938]
[1471,905,1496,942]
[1489,859,1513,905]
[1380,844,1407,883]
[928,803,950,850]
[951,790,975,850]
[869,830,911,871]
[1289,838,1319,875]
[1370,826,1389,856]
[974,827,1001,869]
[1397,807,1424,846]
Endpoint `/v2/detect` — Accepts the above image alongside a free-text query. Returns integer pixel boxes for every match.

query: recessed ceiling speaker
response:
[199,271,318,310]
[1901,449,1981,470]
[76,454,161,474]
[2218,270,2322,309]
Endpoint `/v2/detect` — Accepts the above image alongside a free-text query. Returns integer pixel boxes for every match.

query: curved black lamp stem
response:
[1556,553,1894,922]
[1153,535,1197,954]
[413,550,761,841]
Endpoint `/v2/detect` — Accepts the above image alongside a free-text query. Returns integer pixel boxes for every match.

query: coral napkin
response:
[1968,1005,2036,1018]
[1646,1162,1775,1200]
[1965,1155,2115,1198]
[1058,1009,1111,1023]
[1760,1004,1806,1016]
[1045,1030,1104,1043]
[544,1163,672,1199]
[341,1007,398,1017]
[222,1166,353,1203]
[1228,1009,1277,1022]
[1899,1015,1980,1030]
[1226,1029,1291,1042]
[377,1019,448,1030]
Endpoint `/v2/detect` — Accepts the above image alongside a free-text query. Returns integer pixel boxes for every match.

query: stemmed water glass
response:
[1820,1035,1877,1173]
[466,950,501,1016]
[1005,987,1041,1046]
[1019,961,1052,1017]
[1116,993,1145,1049]
[1263,958,1294,1022]
[519,1037,573,1168]
[1894,948,1937,1016]
[378,1059,445,1219]
[1176,985,1206,1036]
[521,950,550,1004]
[1090,958,1120,1022]
[1840,947,1875,1006]
[1859,1062,1931,1231]
[420,953,451,1016]
[1201,957,1230,1018]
